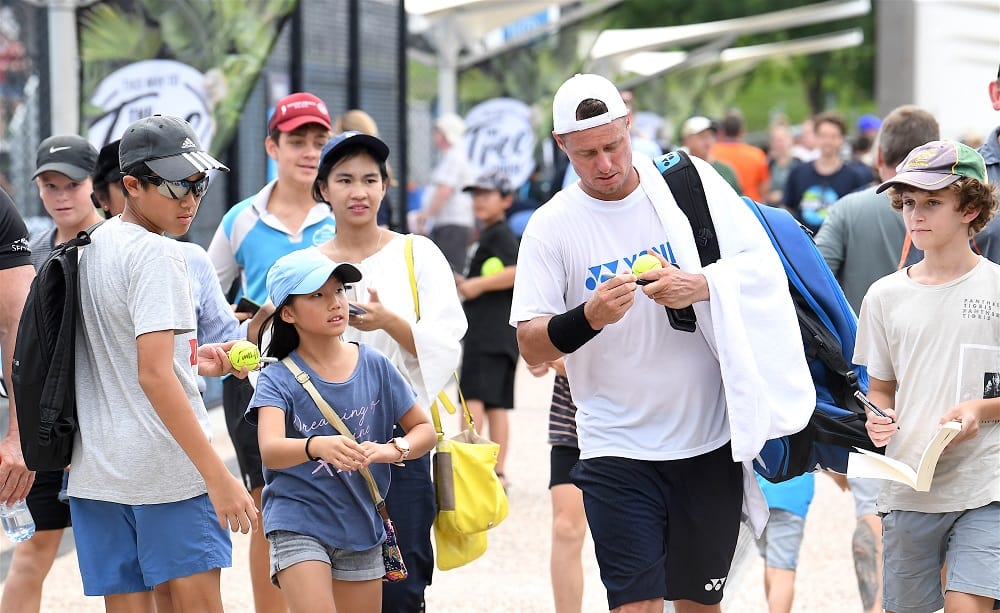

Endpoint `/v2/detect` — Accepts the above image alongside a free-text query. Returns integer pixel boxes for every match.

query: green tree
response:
[446,0,875,136]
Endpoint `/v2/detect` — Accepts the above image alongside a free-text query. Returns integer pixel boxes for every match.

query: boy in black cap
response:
[28,135,103,268]
[66,115,257,610]
[456,170,519,485]
[1,135,104,612]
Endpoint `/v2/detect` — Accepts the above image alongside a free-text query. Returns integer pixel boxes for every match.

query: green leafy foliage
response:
[442,0,875,137]
[78,0,297,157]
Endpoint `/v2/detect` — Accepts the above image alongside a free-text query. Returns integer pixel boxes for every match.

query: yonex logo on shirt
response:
[583,242,673,290]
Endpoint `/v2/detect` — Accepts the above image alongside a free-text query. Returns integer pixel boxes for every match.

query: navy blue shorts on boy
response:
[570,442,743,609]
[70,493,231,596]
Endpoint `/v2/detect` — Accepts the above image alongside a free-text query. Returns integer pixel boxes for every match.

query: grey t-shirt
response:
[68,216,211,504]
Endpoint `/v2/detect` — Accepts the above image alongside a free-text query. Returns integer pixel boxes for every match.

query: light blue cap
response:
[267,248,362,306]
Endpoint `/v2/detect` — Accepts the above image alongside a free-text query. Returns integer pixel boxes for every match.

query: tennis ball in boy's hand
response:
[480,256,504,277]
[631,254,662,276]
[228,340,261,370]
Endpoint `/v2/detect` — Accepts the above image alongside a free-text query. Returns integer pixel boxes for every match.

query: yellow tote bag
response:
[434,522,488,570]
[430,395,509,535]
[406,237,507,568]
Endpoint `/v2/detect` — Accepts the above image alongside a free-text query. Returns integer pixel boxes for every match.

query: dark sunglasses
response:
[140,174,211,199]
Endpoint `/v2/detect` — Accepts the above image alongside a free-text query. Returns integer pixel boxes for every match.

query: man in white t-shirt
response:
[511,74,813,613]
[413,113,475,273]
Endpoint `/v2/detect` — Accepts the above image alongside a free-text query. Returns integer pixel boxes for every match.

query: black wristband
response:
[547,303,601,354]
[305,435,320,461]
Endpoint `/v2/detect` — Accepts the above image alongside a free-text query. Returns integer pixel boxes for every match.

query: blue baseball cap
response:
[858,114,881,133]
[267,248,362,306]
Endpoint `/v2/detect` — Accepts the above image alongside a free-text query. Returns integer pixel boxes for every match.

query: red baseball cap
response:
[268,92,332,133]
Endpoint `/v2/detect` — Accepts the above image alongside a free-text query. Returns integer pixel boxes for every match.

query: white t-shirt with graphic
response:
[854,258,1000,513]
[511,182,729,461]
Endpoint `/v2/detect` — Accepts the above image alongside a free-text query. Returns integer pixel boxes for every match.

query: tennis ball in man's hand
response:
[632,254,663,276]
[228,340,261,370]
[480,256,505,277]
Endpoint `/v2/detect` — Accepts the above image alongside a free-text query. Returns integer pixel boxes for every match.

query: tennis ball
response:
[632,254,662,276]
[228,340,261,370]
[480,256,504,277]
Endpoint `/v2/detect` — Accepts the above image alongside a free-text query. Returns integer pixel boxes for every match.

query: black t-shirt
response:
[463,220,519,360]
[0,188,32,270]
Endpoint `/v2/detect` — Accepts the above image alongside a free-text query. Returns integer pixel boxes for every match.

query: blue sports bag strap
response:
[653,150,720,332]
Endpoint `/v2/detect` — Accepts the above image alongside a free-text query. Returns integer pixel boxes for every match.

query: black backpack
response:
[654,151,883,482]
[12,224,101,471]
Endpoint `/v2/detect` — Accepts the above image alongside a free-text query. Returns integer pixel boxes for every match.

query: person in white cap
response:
[413,113,475,273]
[511,73,814,613]
[66,115,258,611]
[679,116,742,196]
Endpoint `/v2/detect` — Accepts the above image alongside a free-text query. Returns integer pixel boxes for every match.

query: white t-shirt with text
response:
[855,258,1000,514]
[511,182,729,461]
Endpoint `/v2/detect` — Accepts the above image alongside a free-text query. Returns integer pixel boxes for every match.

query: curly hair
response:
[889,178,999,235]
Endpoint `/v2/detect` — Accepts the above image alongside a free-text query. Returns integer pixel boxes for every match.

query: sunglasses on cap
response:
[139,174,211,199]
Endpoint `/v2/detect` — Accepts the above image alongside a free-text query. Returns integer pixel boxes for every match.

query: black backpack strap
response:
[655,151,721,265]
[653,151,722,332]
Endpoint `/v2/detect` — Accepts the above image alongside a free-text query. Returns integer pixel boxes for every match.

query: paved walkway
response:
[1,361,871,611]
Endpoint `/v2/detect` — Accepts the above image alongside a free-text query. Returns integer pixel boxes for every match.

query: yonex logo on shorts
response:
[704,577,727,591]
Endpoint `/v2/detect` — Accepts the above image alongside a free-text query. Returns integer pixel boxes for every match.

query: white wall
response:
[905,0,999,140]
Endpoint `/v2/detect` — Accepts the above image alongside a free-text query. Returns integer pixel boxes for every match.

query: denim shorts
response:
[882,502,1000,613]
[755,508,806,570]
[69,494,231,596]
[268,530,384,586]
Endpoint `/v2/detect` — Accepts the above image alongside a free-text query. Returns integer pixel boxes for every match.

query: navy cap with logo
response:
[119,115,229,181]
[318,131,390,179]
[32,135,98,182]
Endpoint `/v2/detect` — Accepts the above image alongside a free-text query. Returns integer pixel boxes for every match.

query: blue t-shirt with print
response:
[248,343,417,550]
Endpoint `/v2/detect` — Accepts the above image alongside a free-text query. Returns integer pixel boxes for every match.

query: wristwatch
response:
[390,437,411,465]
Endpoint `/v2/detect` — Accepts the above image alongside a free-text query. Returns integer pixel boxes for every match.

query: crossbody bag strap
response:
[429,380,473,440]
[404,236,468,433]
[405,236,419,321]
[281,357,384,509]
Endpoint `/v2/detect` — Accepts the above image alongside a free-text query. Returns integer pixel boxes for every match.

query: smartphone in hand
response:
[349,303,368,317]
[235,297,261,315]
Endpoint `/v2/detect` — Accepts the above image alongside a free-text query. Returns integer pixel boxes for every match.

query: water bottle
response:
[0,500,35,542]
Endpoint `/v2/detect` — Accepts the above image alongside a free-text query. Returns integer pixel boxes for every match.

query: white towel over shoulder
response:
[637,154,815,533]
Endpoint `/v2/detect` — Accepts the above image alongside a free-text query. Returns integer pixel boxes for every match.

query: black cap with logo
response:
[32,135,98,182]
[119,115,229,181]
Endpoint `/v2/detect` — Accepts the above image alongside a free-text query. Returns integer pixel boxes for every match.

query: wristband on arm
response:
[305,435,321,461]
[547,303,601,354]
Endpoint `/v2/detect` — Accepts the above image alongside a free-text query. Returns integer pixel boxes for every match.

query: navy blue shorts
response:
[570,442,743,609]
